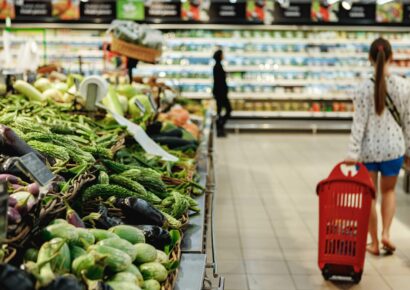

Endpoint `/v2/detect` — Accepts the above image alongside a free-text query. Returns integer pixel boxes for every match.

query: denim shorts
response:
[364,156,404,177]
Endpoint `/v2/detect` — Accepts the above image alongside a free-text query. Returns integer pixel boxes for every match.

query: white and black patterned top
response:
[347,75,410,162]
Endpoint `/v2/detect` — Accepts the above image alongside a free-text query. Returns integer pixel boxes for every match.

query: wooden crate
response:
[111,37,162,64]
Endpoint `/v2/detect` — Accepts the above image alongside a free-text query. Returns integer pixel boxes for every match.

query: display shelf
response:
[231,111,353,118]
[174,254,207,290]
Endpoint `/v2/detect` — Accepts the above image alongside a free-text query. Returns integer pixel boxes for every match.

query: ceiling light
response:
[229,0,237,3]
[326,0,340,5]
[377,0,394,4]
[342,0,352,10]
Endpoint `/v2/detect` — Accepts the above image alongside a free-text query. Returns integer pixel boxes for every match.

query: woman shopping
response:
[346,37,410,255]
[213,49,232,137]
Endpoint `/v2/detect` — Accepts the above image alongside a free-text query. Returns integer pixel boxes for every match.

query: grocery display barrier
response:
[175,110,225,290]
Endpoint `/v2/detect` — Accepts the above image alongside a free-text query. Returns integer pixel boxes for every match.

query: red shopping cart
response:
[316,162,375,283]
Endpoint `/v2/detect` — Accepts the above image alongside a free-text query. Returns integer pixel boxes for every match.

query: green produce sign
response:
[117,0,145,21]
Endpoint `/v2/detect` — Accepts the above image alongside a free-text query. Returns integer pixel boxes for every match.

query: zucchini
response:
[90,228,119,242]
[109,225,145,244]
[97,237,137,261]
[14,80,45,102]
[89,245,132,272]
[82,184,138,202]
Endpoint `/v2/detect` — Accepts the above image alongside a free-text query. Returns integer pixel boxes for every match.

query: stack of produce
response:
[0,74,207,289]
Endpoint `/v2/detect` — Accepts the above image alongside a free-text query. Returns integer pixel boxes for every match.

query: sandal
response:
[382,239,396,254]
[366,243,380,256]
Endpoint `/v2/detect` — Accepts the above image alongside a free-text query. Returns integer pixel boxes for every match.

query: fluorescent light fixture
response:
[229,0,237,3]
[327,0,340,5]
[276,0,290,8]
[377,0,394,4]
[342,0,352,10]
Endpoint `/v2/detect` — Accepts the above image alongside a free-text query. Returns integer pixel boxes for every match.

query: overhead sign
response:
[80,0,116,21]
[209,1,246,23]
[273,2,311,23]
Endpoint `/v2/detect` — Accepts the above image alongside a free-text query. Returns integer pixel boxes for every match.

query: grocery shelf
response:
[226,119,352,132]
[180,91,352,101]
[231,110,353,118]
[174,254,207,290]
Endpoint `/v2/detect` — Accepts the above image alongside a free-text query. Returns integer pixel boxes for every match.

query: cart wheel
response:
[352,271,362,284]
[322,268,331,281]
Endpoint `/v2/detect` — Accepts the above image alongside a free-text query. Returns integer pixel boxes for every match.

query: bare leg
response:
[380,175,399,253]
[367,171,380,255]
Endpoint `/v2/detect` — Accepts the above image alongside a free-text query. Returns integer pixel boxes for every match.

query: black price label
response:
[0,181,8,242]
[18,153,54,187]
[148,94,158,112]
[134,99,146,114]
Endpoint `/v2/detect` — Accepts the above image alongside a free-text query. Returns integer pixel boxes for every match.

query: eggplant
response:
[136,225,171,250]
[84,204,123,230]
[39,275,83,290]
[151,136,197,149]
[0,125,47,163]
[7,206,22,224]
[151,129,184,139]
[0,263,34,290]
[66,205,85,228]
[115,197,165,226]
[145,121,162,135]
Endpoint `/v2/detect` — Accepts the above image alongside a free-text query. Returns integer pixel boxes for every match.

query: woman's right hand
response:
[344,159,358,166]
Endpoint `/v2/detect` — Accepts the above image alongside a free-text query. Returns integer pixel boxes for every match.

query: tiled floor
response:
[214,133,410,290]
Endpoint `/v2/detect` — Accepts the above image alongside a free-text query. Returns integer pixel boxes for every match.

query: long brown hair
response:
[369,37,392,115]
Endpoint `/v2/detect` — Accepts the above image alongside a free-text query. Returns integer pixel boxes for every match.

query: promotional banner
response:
[376,0,403,23]
[209,0,246,23]
[52,0,80,20]
[0,0,15,19]
[181,0,210,22]
[15,0,52,19]
[246,0,274,24]
[273,1,311,23]
[311,0,339,22]
[80,0,115,21]
[117,0,144,21]
[145,0,181,22]
[338,2,376,24]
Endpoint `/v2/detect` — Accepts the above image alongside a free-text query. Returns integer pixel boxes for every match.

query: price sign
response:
[134,98,146,114]
[17,152,54,187]
[0,181,8,242]
[85,83,98,111]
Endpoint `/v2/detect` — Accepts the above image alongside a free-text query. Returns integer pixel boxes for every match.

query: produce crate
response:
[111,37,162,64]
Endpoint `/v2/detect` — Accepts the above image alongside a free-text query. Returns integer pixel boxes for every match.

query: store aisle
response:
[214,134,410,290]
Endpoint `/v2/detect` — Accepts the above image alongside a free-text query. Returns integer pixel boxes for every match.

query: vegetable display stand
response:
[316,162,375,284]
[162,236,182,290]
[111,37,162,64]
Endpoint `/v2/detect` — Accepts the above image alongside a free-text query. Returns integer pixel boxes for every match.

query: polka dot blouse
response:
[347,75,410,163]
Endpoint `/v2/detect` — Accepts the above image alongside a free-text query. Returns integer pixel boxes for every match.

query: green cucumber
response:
[89,245,132,272]
[50,238,71,274]
[75,228,95,249]
[110,272,139,284]
[107,281,141,290]
[24,248,39,263]
[97,238,137,261]
[71,251,105,280]
[90,228,119,242]
[134,243,157,264]
[143,280,161,290]
[125,264,144,285]
[139,262,168,282]
[49,219,68,225]
[69,245,87,260]
[109,225,145,244]
[41,223,79,244]
[155,250,169,265]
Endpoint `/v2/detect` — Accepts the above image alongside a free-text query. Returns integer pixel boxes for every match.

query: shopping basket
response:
[316,162,375,283]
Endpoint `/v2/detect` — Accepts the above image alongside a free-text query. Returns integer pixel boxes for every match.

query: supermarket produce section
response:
[0,74,219,290]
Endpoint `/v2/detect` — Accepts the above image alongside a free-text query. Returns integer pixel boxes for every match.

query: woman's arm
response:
[347,87,369,161]
[399,80,410,162]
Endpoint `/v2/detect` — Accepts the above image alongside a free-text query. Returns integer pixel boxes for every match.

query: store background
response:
[3,0,410,290]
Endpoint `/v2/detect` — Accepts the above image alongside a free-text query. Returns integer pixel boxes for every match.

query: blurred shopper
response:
[346,37,410,256]
[213,49,232,137]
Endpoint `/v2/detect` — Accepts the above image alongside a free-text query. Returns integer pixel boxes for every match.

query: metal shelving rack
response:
[176,110,224,290]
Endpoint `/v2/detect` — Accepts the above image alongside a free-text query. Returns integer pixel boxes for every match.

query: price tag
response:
[148,93,158,112]
[135,98,146,114]
[17,152,55,187]
[0,181,8,242]
[85,83,98,111]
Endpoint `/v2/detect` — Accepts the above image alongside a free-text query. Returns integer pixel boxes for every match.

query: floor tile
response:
[245,260,289,274]
[247,274,296,290]
[222,274,249,290]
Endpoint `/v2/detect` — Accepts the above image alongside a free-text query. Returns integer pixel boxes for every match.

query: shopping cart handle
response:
[316,161,376,198]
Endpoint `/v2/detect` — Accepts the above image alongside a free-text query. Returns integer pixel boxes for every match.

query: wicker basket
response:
[111,37,162,64]
[161,233,182,290]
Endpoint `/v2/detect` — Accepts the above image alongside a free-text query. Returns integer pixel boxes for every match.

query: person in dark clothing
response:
[213,49,232,137]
